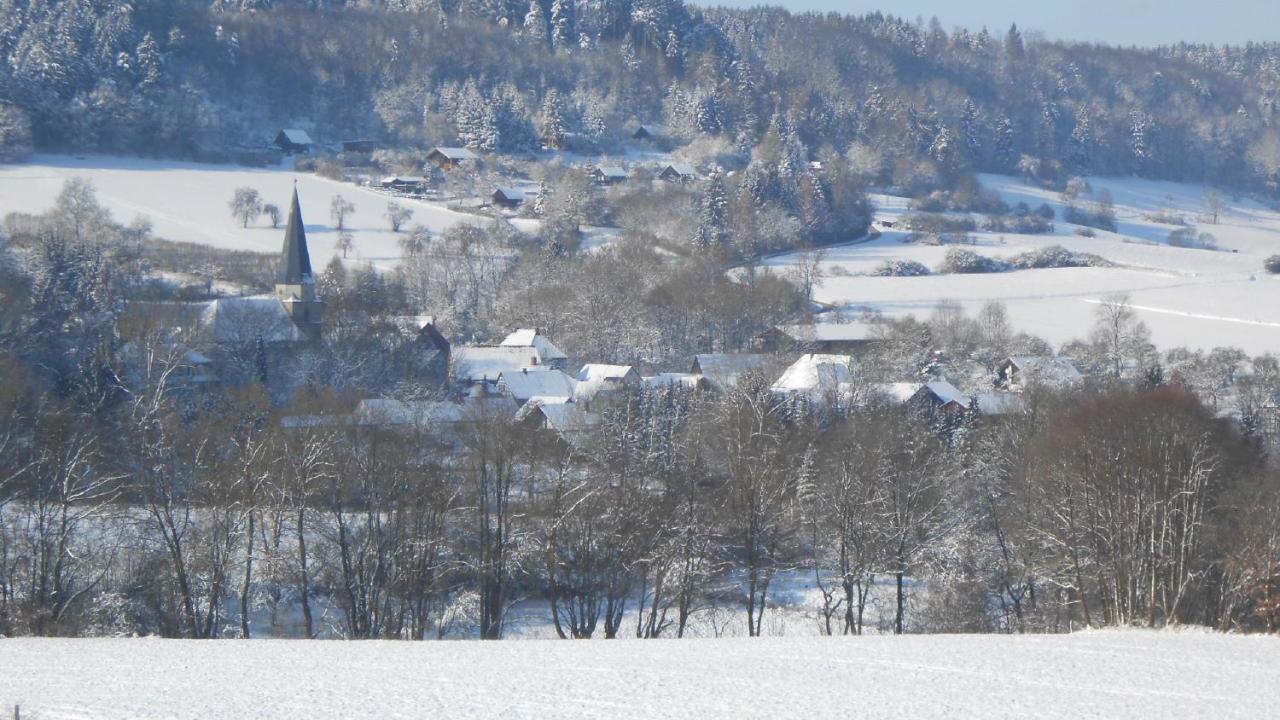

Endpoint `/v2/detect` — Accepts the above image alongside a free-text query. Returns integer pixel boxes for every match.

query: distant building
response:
[498,367,579,407]
[758,322,887,355]
[273,188,325,341]
[632,124,662,142]
[658,163,698,182]
[771,353,856,402]
[341,139,377,154]
[453,346,541,385]
[691,353,771,391]
[591,166,629,185]
[500,329,569,369]
[492,187,526,208]
[996,356,1083,391]
[575,364,641,402]
[380,176,430,195]
[275,129,313,154]
[427,146,479,171]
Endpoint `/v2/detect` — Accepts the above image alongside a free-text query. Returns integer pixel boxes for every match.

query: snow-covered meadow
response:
[1,631,1274,718]
[766,174,1280,354]
[0,154,482,269]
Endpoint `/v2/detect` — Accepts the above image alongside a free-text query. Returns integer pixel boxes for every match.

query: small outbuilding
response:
[492,187,526,208]
[427,146,479,171]
[275,128,313,154]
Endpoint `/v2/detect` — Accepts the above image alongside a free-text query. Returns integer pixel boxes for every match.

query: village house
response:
[500,329,569,369]
[575,364,641,403]
[497,367,579,407]
[516,398,602,448]
[380,176,431,196]
[631,124,662,142]
[591,166,629,185]
[452,346,541,385]
[996,356,1083,391]
[427,146,479,171]
[771,353,856,403]
[691,353,772,391]
[658,163,698,183]
[492,187,526,208]
[757,321,887,355]
[275,128,313,154]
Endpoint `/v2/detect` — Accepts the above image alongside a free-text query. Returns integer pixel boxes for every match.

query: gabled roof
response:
[594,166,628,178]
[499,367,578,403]
[430,146,479,161]
[916,381,967,407]
[692,353,770,390]
[493,187,526,201]
[642,372,707,391]
[279,128,313,145]
[577,364,636,383]
[200,296,302,344]
[662,163,697,177]
[500,329,568,362]
[775,322,884,343]
[453,346,540,383]
[277,187,313,285]
[1002,356,1083,387]
[772,353,855,394]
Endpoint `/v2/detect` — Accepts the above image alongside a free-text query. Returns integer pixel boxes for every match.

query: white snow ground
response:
[766,175,1280,354]
[0,154,483,270]
[0,631,1274,719]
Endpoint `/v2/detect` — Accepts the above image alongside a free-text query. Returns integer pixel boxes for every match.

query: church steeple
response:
[278,186,313,285]
[274,186,323,340]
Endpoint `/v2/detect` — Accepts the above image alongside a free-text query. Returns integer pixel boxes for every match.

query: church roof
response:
[278,188,313,285]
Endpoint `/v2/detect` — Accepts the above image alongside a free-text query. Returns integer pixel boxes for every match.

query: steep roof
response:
[771,353,855,395]
[595,166,628,178]
[692,353,770,389]
[453,346,540,383]
[200,296,302,344]
[1003,356,1083,387]
[277,188,314,285]
[917,381,967,407]
[499,368,578,404]
[500,329,568,362]
[430,146,479,161]
[663,163,697,177]
[279,128,313,145]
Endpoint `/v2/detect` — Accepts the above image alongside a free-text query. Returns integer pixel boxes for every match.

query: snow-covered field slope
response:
[766,175,1280,354]
[0,631,1274,718]
[0,154,482,269]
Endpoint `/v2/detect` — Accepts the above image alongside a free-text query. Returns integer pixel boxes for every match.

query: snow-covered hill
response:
[0,631,1274,718]
[0,154,482,270]
[765,175,1280,354]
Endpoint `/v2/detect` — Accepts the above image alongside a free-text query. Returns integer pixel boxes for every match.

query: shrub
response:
[1035,203,1055,219]
[1265,255,1280,274]
[1008,245,1109,269]
[1064,204,1117,232]
[983,213,1053,234]
[937,248,1010,274]
[901,212,977,234]
[1074,227,1096,237]
[1168,227,1218,250]
[870,259,931,277]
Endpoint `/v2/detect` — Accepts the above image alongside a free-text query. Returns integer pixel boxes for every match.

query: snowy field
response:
[0,631,1274,718]
[0,154,482,269]
[766,174,1280,354]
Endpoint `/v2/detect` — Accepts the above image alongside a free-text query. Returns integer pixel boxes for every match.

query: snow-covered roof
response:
[662,163,697,177]
[453,346,540,383]
[500,329,568,362]
[382,176,428,185]
[642,372,707,391]
[870,382,920,404]
[199,296,301,344]
[918,381,967,407]
[693,353,770,389]
[279,128,313,145]
[493,187,526,201]
[1003,356,1083,387]
[775,322,884,343]
[499,368,578,403]
[771,353,855,394]
[534,402,602,445]
[353,399,465,427]
[595,166,628,178]
[974,392,1025,416]
[431,146,478,161]
[577,364,635,383]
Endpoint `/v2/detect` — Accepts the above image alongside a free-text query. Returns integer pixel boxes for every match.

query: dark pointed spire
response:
[278,186,313,284]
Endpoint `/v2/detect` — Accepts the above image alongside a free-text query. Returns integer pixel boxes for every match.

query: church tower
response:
[275,187,324,340]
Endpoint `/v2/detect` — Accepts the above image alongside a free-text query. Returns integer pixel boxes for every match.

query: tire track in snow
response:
[1082,298,1280,328]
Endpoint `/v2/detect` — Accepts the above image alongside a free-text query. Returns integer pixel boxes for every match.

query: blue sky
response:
[701,1,1280,47]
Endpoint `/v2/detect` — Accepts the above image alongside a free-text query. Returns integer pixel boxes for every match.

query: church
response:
[200,187,325,347]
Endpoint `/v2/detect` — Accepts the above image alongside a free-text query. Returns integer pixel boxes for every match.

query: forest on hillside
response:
[5,1,1280,196]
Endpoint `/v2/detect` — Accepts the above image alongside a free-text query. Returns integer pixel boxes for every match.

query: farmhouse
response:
[771,353,856,402]
[758,322,887,354]
[575,364,641,402]
[275,128,313,154]
[658,163,698,182]
[631,124,662,141]
[500,329,569,369]
[591,166,629,185]
[691,353,771,391]
[498,367,579,407]
[492,187,526,208]
[427,146,479,171]
[380,176,430,195]
[996,356,1083,390]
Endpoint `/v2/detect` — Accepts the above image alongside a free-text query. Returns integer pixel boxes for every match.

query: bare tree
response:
[330,195,356,231]
[385,202,413,232]
[229,187,263,228]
